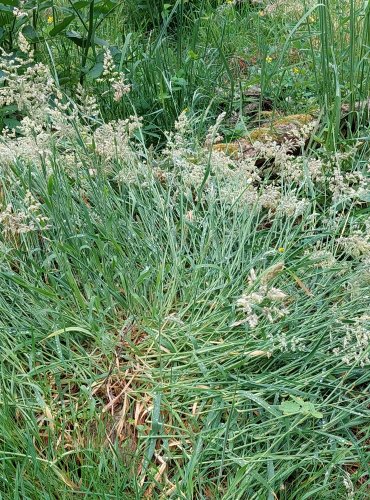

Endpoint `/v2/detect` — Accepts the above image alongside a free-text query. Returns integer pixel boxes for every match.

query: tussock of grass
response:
[0,159,369,497]
[1,1,370,498]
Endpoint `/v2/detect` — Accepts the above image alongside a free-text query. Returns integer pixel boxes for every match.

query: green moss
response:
[249,113,315,144]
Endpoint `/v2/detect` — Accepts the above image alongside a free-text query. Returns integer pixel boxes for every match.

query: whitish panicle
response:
[0,192,50,236]
[76,84,100,120]
[338,232,370,259]
[204,112,226,148]
[329,168,367,204]
[233,268,289,329]
[98,48,131,101]
[332,314,370,367]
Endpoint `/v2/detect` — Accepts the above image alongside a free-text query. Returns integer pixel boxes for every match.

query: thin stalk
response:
[79,0,95,85]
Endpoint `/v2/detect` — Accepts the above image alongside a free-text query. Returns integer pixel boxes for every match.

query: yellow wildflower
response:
[278,247,285,253]
[47,16,53,24]
[265,56,273,63]
[292,67,300,75]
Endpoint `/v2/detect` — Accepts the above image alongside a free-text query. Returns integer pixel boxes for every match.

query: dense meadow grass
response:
[0,0,370,498]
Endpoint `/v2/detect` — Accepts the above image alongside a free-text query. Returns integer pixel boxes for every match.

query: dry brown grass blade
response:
[102,375,135,414]
[261,262,285,284]
[291,272,314,297]
[53,468,80,490]
[143,454,167,498]
[248,350,272,358]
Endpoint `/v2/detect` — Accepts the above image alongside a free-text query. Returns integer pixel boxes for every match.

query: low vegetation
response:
[0,0,369,498]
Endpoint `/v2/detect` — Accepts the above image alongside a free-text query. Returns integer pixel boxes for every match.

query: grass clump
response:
[1,2,370,499]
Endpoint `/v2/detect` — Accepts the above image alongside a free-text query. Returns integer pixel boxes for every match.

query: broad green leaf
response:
[87,62,103,79]
[171,76,187,90]
[49,15,75,37]
[37,1,54,10]
[22,24,41,42]
[66,31,108,48]
[300,401,323,419]
[280,401,301,415]
[187,49,199,60]
[94,0,118,15]
[71,0,90,10]
[1,104,18,113]
[0,0,19,7]
[0,5,15,12]
[65,30,85,47]
[3,117,21,129]
[280,397,323,419]
[93,36,109,47]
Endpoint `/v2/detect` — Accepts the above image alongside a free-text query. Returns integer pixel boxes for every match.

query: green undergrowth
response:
[1,0,370,498]
[2,1,370,143]
[0,152,369,497]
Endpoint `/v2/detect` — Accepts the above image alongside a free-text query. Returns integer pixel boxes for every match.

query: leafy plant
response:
[47,0,120,83]
[0,0,49,51]
[279,396,323,419]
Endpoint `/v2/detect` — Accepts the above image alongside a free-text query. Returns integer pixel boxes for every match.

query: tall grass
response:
[104,0,370,143]
[0,1,370,498]
[0,142,369,497]
[12,0,370,141]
